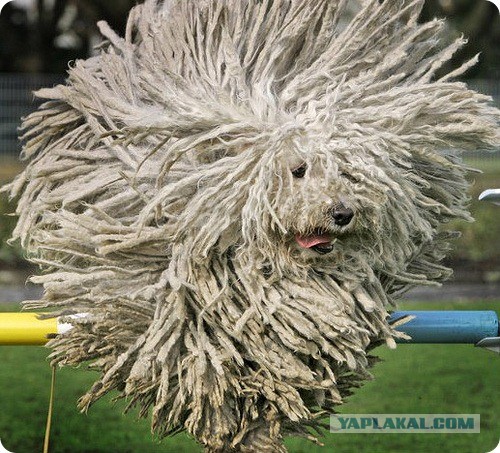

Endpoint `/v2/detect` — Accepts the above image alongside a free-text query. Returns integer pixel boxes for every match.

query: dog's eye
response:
[292,163,307,178]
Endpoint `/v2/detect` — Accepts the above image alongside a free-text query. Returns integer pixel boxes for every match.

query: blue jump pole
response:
[389,311,499,344]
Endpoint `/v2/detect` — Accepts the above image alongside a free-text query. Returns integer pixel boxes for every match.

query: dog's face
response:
[206,132,397,276]
[281,153,363,258]
[188,127,464,286]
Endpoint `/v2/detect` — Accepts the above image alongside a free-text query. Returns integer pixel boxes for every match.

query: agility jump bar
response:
[0,311,498,351]
[0,313,72,346]
[390,310,498,343]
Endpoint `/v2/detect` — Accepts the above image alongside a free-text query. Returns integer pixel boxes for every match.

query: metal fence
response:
[0,73,499,160]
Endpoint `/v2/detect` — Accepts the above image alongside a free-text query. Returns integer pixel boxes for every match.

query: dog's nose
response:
[331,204,354,226]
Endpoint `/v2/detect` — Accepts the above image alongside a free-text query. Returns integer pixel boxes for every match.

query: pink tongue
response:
[295,233,332,249]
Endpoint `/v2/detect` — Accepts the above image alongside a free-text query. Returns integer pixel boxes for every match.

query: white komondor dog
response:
[3,0,499,451]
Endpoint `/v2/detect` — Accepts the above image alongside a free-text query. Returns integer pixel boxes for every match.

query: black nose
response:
[331,204,354,226]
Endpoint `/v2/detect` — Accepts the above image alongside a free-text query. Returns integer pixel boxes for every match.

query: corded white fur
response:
[3,0,500,451]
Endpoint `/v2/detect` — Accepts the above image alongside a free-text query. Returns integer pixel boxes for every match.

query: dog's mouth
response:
[295,231,334,255]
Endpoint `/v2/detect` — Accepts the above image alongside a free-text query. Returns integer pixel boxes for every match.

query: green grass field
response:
[0,300,498,453]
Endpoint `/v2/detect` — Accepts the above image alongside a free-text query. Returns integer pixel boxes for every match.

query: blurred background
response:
[0,1,499,453]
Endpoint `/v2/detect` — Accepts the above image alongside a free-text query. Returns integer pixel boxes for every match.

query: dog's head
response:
[154,121,467,289]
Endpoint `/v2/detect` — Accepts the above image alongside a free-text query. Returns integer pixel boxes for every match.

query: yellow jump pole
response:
[0,313,59,345]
